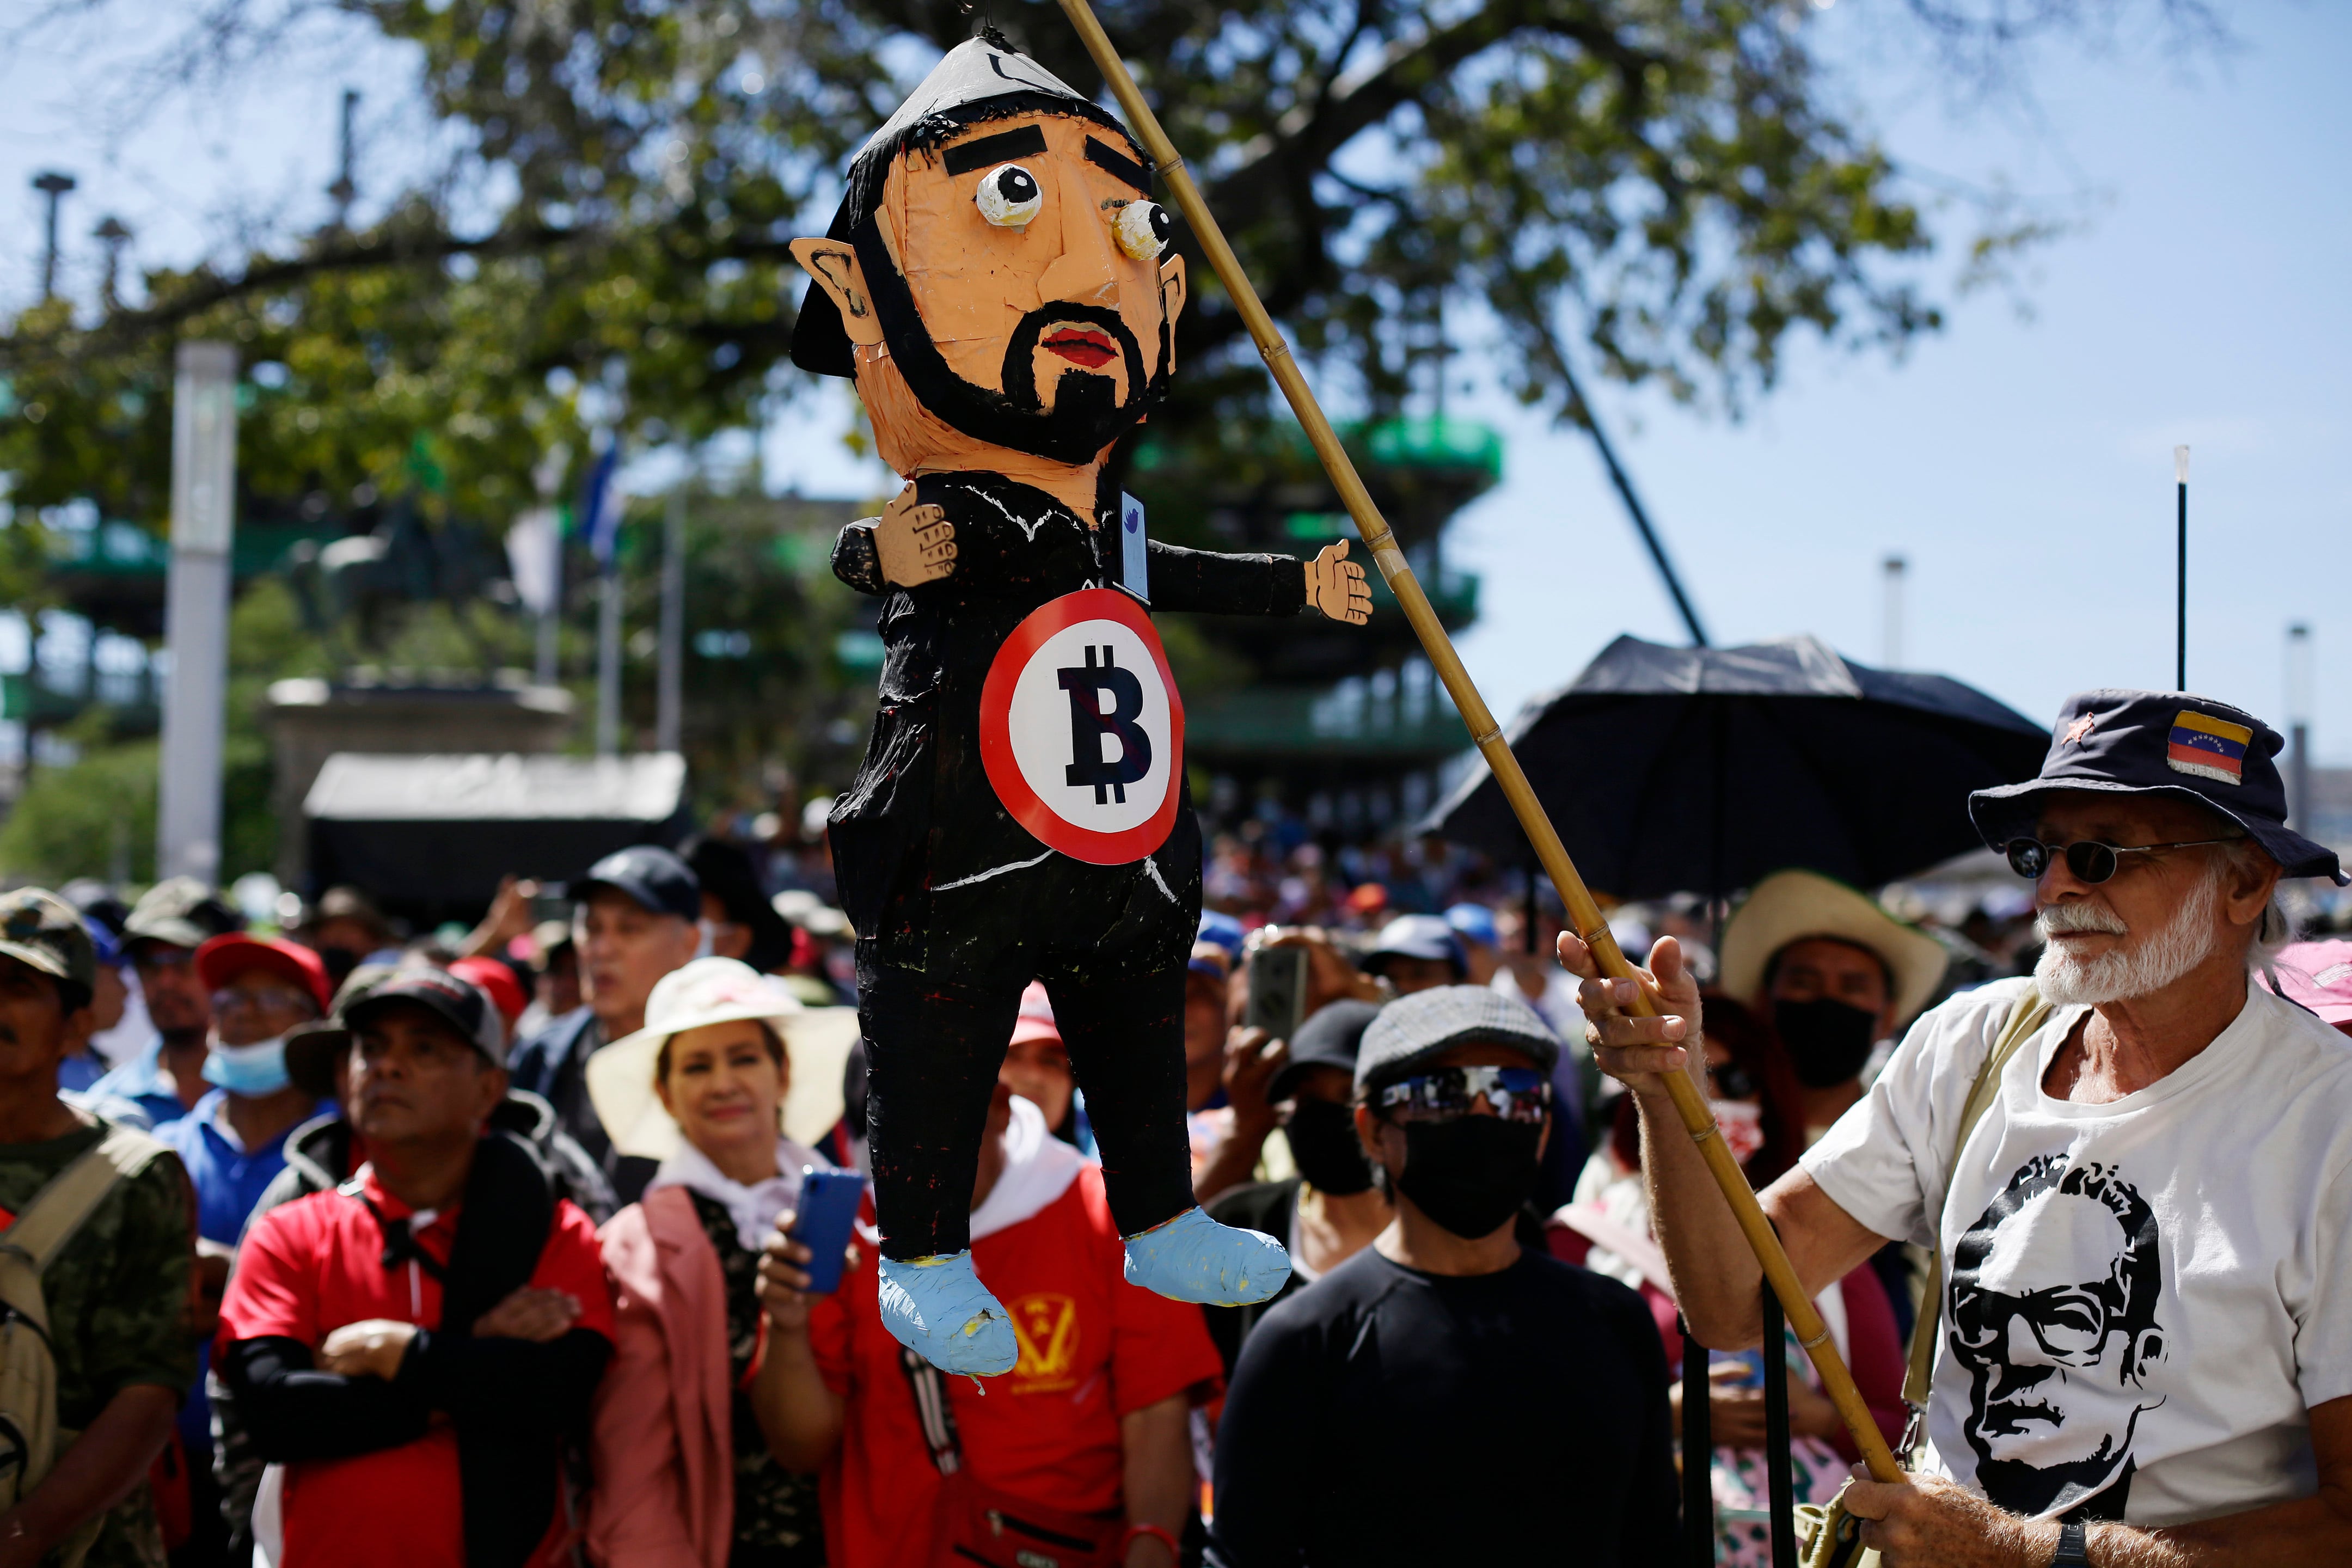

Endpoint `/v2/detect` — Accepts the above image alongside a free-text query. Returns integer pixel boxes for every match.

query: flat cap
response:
[1355,984,1558,1094]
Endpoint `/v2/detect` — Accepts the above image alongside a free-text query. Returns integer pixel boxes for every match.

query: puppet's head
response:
[789,34,1186,476]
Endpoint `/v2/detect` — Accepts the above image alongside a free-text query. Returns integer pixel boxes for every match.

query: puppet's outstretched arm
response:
[1146,538,1370,623]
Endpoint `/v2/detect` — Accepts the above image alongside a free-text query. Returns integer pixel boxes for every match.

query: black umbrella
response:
[1424,633,2050,901]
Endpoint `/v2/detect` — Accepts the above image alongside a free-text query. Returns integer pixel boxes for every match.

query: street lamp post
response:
[32,172,76,299]
[158,342,240,883]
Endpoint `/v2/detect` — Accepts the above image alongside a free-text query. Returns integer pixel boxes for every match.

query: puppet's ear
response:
[1157,252,1187,332]
[790,238,885,348]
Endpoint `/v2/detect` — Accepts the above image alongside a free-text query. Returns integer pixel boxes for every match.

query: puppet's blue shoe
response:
[878,1252,1018,1377]
[1123,1206,1291,1306]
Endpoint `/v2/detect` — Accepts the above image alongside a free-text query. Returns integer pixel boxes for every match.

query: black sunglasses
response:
[2002,836,2237,885]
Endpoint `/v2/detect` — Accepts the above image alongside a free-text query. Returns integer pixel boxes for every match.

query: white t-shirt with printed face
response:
[1802,976,2352,1528]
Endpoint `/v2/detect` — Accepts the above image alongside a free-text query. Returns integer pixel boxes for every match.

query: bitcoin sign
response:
[979,589,1184,865]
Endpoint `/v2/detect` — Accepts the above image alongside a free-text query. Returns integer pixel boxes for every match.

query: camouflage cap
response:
[0,889,97,997]
[123,875,244,952]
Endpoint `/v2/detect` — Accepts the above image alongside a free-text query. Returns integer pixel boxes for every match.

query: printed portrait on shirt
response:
[1947,1152,2167,1521]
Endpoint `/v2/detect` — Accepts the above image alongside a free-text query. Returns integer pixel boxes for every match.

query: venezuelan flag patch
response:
[2167,710,2252,786]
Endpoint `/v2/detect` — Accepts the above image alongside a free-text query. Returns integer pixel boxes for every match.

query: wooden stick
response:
[1051,0,1903,1484]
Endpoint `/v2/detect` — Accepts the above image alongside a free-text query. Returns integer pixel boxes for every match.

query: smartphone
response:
[1244,946,1308,1043]
[791,1168,866,1295]
[1708,1347,1767,1390]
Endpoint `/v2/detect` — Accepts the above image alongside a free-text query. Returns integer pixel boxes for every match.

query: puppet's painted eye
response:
[1112,200,1173,260]
[976,164,1043,228]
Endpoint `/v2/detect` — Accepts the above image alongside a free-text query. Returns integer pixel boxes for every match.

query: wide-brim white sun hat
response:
[1716,868,1950,1029]
[586,956,862,1161]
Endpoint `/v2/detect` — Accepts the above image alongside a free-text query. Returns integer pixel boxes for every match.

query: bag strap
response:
[1678,1320,1711,1567]
[1,1123,164,1276]
[1901,985,2054,1412]
[1761,1287,1798,1568]
[899,1346,963,1476]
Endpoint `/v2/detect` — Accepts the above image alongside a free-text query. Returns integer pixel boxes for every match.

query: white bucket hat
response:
[586,956,862,1161]
[1716,869,1950,1029]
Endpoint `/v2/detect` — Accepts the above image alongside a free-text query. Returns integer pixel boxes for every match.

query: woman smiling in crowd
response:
[581,957,859,1568]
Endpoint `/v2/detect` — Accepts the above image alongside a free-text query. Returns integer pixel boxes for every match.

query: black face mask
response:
[1394,1117,1543,1239]
[1285,1097,1374,1196]
[1774,997,1879,1088]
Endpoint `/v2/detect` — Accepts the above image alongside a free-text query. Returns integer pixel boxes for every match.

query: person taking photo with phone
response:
[582,958,860,1568]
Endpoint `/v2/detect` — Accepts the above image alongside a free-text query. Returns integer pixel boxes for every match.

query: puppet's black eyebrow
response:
[942,125,1049,176]
[1085,137,1152,194]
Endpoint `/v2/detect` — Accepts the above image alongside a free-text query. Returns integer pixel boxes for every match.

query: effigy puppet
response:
[789,30,1372,1374]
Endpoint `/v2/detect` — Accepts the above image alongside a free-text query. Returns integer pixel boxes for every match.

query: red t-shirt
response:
[218,1169,615,1568]
[809,1165,1223,1568]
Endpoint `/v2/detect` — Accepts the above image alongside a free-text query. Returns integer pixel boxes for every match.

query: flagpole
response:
[2175,445,2189,690]
[1051,0,1899,1484]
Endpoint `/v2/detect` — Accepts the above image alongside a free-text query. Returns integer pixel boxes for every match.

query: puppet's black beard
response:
[856,222,1168,465]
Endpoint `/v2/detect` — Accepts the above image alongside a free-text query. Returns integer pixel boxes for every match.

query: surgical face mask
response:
[1710,1098,1766,1167]
[1394,1116,1543,1239]
[1773,997,1879,1088]
[1285,1097,1374,1196]
[203,1034,292,1098]
[694,920,719,961]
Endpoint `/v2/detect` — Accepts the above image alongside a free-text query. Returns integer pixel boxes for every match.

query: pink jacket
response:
[587,1187,733,1568]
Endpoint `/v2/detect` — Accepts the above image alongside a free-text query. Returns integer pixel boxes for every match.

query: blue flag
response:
[579,442,622,568]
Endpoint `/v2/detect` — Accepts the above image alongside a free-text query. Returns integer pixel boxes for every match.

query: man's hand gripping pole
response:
[1050,0,1902,1484]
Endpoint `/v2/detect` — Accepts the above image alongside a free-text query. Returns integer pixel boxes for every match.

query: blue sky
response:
[6,2,2347,758]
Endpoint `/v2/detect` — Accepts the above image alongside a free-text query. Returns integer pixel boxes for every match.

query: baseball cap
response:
[575,845,702,922]
[1009,981,1061,1049]
[313,885,393,942]
[2275,940,2352,1029]
[1196,911,1246,961]
[448,957,528,1031]
[1364,915,1466,979]
[1443,903,1500,951]
[284,963,400,1099]
[123,876,244,952]
[0,889,97,1002]
[1969,690,2344,885]
[82,918,122,970]
[1355,985,1559,1095]
[1269,998,1380,1104]
[345,966,509,1067]
[194,934,333,1015]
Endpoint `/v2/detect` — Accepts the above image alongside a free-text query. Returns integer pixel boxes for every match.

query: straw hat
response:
[1717,869,1949,1028]
[586,957,861,1161]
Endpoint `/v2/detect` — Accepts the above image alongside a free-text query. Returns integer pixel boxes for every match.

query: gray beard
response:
[2035,872,2220,1006]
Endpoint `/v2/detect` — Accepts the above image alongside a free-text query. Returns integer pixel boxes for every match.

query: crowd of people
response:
[0,684,2348,1566]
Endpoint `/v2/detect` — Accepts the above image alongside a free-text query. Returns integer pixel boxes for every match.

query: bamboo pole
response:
[1052,0,1902,1484]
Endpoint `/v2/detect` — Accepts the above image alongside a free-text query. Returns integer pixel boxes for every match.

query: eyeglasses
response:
[1949,1281,2114,1367]
[211,986,315,1018]
[2002,836,2238,885]
[1378,1065,1551,1124]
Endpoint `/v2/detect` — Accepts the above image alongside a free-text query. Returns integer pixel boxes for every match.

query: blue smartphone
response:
[1709,1347,1767,1390]
[791,1168,866,1295]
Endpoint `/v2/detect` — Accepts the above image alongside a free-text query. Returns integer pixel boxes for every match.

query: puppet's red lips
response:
[1042,327,1117,368]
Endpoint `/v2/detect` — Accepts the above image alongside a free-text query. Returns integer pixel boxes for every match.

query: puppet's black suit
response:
[829,469,1308,1258]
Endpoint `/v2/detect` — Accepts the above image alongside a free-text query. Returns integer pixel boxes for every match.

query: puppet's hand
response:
[1306,541,1371,624]
[876,487,957,586]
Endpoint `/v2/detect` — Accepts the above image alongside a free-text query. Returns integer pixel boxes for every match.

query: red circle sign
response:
[979,589,1185,866]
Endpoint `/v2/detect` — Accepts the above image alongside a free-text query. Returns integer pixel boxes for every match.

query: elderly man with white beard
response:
[1561,689,2352,1567]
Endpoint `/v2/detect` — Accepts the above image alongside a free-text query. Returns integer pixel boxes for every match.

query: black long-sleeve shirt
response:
[829,470,1307,981]
[1206,1247,1680,1568]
